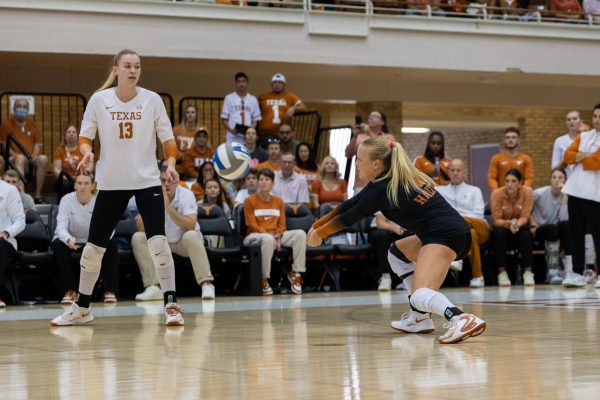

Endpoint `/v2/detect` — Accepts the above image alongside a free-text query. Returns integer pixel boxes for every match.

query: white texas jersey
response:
[80,87,173,190]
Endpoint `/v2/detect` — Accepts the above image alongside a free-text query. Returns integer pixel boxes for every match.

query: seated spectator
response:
[52,172,119,305]
[243,169,306,295]
[0,97,48,203]
[133,166,215,300]
[173,104,202,156]
[202,178,232,219]
[444,0,469,14]
[549,0,583,20]
[437,159,490,288]
[488,127,534,192]
[221,72,261,145]
[257,73,305,146]
[405,0,447,16]
[0,178,25,307]
[295,142,319,188]
[257,137,282,172]
[465,0,495,17]
[496,0,522,19]
[530,168,571,284]
[491,169,534,286]
[272,153,309,204]
[368,212,406,291]
[520,0,548,22]
[583,0,600,21]
[53,125,92,202]
[181,128,214,179]
[310,156,347,208]
[244,127,268,168]
[234,168,259,208]
[3,170,34,212]
[414,131,451,185]
[191,161,235,205]
[277,123,299,155]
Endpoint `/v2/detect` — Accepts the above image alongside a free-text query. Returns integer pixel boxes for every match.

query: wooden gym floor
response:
[1,286,600,399]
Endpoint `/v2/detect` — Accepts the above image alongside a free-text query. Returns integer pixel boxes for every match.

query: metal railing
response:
[291,110,322,153]
[178,96,225,146]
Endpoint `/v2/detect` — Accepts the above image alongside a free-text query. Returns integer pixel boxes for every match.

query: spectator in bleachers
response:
[345,111,395,194]
[310,156,347,208]
[583,0,600,21]
[0,98,48,204]
[52,172,119,305]
[405,0,447,16]
[277,123,299,155]
[202,179,232,219]
[295,142,319,188]
[561,103,600,288]
[552,111,582,177]
[272,153,309,204]
[133,166,215,301]
[181,127,214,179]
[234,168,259,208]
[464,0,493,17]
[496,0,522,19]
[191,161,235,204]
[3,170,34,212]
[258,73,305,146]
[173,104,202,155]
[0,177,25,307]
[244,127,268,167]
[243,168,306,295]
[53,125,92,202]
[491,169,535,286]
[487,127,534,191]
[549,0,583,20]
[221,72,262,145]
[437,159,489,288]
[414,131,451,185]
[257,137,282,171]
[530,168,571,284]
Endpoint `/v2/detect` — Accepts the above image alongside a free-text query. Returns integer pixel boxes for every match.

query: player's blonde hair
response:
[362,138,435,208]
[96,49,139,93]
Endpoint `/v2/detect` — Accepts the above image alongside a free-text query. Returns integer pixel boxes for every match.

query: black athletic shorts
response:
[420,229,472,261]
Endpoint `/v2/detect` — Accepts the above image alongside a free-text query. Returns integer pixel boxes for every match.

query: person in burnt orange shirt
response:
[487,127,534,191]
[257,73,305,147]
[181,128,214,179]
[414,131,451,186]
[173,104,203,157]
[53,125,93,202]
[0,98,48,203]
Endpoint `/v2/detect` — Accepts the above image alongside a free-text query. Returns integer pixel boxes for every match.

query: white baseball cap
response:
[271,73,286,84]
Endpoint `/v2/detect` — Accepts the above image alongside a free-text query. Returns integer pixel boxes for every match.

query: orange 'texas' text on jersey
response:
[243,194,286,235]
[109,111,143,121]
[412,184,437,205]
[258,91,300,136]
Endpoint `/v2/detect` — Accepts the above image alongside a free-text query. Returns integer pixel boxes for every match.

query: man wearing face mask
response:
[0,98,48,203]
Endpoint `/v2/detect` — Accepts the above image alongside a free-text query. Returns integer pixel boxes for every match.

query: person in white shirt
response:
[234,168,258,208]
[551,110,583,177]
[561,103,600,288]
[0,180,25,307]
[3,170,34,212]
[272,153,309,204]
[51,49,184,327]
[132,166,215,301]
[436,159,490,288]
[221,72,262,145]
[51,172,119,305]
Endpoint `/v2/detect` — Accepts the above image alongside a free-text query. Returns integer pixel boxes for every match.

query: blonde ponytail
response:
[362,138,435,208]
[95,49,139,93]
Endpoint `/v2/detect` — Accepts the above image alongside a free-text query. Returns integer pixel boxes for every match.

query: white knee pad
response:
[147,235,173,271]
[388,250,415,279]
[80,243,106,272]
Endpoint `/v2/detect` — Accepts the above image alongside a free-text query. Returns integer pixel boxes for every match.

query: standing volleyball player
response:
[308,138,486,344]
[51,49,183,326]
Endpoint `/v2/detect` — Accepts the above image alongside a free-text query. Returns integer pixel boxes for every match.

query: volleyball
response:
[213,142,251,181]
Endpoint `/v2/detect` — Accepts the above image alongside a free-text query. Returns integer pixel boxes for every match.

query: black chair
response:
[197,204,241,258]
[114,210,138,264]
[32,204,54,235]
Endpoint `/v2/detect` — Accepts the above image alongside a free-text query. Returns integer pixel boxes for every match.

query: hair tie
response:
[389,141,395,149]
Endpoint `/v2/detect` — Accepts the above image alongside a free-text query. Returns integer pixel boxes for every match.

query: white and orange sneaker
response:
[164,303,184,326]
[288,271,303,294]
[391,310,435,334]
[50,303,93,326]
[262,279,273,296]
[61,290,77,305]
[438,313,486,344]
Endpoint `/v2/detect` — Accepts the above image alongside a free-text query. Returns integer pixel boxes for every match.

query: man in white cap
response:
[258,73,305,147]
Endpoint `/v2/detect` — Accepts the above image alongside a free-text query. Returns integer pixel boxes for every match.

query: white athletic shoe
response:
[164,303,184,326]
[498,271,511,287]
[391,311,435,334]
[378,273,392,291]
[135,285,163,301]
[547,269,563,285]
[450,260,463,272]
[562,272,586,288]
[50,303,93,326]
[202,283,215,300]
[438,313,486,344]
[523,271,535,286]
[595,279,600,289]
[469,276,485,288]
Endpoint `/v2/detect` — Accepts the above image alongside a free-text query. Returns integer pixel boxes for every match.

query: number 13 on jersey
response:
[119,122,134,139]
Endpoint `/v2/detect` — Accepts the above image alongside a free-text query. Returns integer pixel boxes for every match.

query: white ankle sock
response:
[410,287,456,319]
